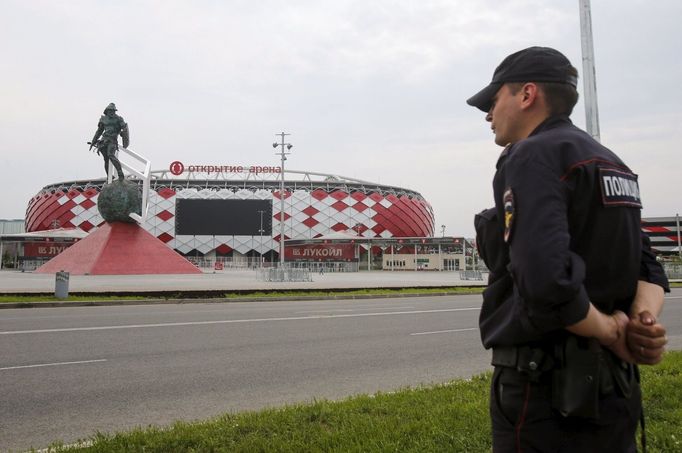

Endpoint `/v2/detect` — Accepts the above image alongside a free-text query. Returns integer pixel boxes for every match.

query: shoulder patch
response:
[503,187,515,243]
[599,168,642,208]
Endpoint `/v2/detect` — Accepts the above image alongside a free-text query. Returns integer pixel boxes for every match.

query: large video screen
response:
[175,199,273,236]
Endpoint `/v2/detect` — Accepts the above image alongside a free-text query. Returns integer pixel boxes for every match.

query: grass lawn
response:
[0,287,485,304]
[0,295,149,303]
[2,282,677,304]
[42,351,682,452]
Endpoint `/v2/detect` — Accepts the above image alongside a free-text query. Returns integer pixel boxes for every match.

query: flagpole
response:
[579,0,601,141]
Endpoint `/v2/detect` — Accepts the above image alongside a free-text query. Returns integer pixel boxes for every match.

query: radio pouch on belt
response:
[552,335,602,419]
[604,350,636,399]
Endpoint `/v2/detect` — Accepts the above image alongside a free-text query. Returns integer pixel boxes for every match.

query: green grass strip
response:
[0,287,484,303]
[3,282,678,303]
[220,287,485,299]
[0,295,149,303]
[638,350,682,451]
[41,351,682,453]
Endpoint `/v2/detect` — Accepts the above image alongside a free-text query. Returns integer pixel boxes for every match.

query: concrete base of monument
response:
[35,222,202,275]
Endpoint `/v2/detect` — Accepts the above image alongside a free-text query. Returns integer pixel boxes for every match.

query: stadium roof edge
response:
[36,168,426,198]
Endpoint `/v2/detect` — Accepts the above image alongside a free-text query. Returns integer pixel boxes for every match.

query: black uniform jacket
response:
[475,116,669,349]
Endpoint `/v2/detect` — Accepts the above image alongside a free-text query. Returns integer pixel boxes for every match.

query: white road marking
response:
[410,328,479,336]
[297,309,357,313]
[0,307,480,335]
[296,305,415,314]
[0,359,107,371]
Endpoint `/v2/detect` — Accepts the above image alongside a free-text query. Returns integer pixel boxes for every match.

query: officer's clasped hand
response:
[626,310,667,365]
[605,310,637,364]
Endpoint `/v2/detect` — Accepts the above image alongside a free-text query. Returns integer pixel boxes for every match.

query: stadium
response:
[23,162,440,268]
[11,161,679,274]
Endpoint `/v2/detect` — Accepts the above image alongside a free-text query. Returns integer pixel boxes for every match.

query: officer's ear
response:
[519,83,540,110]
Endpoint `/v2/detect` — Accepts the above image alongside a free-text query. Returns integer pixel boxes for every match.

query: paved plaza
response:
[0,269,486,294]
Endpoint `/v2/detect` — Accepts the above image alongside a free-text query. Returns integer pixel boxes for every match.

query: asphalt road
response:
[2,290,681,452]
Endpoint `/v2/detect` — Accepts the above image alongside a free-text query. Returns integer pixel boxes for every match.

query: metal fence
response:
[459,270,485,281]
[663,262,682,280]
[19,259,51,271]
[185,257,263,270]
[183,257,359,274]
[257,266,313,282]
[287,261,359,273]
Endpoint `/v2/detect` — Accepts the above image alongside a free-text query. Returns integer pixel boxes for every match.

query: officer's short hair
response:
[507,68,580,117]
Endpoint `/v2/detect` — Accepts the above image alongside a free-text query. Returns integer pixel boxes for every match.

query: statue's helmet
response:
[103,103,117,113]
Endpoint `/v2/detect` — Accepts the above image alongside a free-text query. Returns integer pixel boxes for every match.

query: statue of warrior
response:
[89,103,129,181]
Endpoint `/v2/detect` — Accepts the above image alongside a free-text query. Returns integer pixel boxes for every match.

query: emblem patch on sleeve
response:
[503,187,514,243]
[599,168,642,208]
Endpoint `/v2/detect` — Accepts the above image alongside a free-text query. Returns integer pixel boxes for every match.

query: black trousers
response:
[491,366,641,453]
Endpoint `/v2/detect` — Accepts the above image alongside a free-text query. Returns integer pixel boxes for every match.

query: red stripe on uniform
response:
[516,382,532,453]
[560,158,631,181]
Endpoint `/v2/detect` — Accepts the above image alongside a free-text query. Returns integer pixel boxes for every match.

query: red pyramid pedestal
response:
[36,222,201,275]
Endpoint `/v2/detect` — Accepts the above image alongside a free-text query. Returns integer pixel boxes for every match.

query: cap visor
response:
[466,83,500,112]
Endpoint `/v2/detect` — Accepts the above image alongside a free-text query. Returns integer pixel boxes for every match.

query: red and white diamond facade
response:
[25,168,435,257]
[641,216,682,255]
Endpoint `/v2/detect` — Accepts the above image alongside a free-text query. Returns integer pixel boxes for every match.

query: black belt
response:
[493,343,637,396]
[492,345,554,376]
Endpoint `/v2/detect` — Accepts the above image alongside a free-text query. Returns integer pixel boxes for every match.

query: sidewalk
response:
[0,269,486,294]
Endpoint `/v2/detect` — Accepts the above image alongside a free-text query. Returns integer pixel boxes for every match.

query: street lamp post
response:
[257,209,265,267]
[579,0,601,141]
[675,214,682,260]
[273,132,292,267]
[438,226,444,271]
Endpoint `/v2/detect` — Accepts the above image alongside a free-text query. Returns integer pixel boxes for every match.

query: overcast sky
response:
[1,0,680,236]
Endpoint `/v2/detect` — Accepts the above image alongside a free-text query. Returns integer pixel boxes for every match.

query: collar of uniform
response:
[495,116,570,169]
[528,114,572,138]
[495,144,513,169]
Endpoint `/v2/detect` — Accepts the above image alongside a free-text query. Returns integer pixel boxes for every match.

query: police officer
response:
[90,102,129,181]
[468,47,669,452]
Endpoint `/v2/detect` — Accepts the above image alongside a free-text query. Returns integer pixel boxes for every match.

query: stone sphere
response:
[97,180,142,223]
